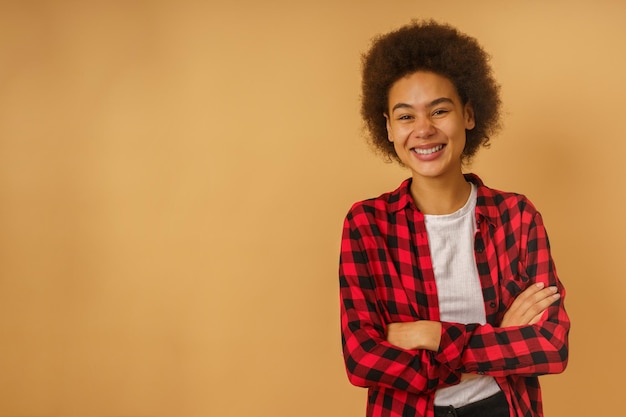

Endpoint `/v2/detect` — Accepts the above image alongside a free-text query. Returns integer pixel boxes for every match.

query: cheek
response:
[445,120,469,139]
[392,141,412,162]
[391,123,413,137]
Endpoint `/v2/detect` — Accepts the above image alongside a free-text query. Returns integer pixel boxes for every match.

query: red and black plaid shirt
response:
[339,174,569,417]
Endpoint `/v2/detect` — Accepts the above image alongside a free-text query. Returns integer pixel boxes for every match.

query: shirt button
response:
[490,302,497,308]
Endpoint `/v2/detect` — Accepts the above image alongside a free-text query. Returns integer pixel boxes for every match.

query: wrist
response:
[416,320,442,351]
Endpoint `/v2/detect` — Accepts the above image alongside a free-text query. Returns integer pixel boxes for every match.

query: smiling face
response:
[385,71,475,182]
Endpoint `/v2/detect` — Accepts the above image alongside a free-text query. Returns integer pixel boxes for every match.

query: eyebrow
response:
[391,97,454,112]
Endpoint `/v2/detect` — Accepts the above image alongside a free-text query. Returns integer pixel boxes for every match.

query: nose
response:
[413,116,436,138]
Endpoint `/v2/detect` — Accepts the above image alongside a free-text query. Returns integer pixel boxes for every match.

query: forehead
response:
[388,71,460,106]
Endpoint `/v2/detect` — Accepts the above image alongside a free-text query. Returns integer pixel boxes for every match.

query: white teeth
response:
[413,144,444,155]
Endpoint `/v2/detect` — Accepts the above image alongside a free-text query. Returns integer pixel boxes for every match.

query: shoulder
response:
[344,179,412,227]
[481,184,537,212]
[468,174,541,226]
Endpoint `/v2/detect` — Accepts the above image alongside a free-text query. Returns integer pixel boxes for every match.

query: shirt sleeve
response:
[434,212,570,377]
[340,215,461,394]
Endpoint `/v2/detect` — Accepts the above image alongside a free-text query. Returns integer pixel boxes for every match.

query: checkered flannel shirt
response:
[339,174,570,417]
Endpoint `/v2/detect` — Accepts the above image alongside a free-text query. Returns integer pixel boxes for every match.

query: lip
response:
[411,143,446,161]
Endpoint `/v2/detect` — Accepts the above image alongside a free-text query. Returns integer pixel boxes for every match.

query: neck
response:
[410,173,471,215]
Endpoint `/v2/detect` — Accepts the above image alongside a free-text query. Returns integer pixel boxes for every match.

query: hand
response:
[500,282,560,328]
[386,320,442,351]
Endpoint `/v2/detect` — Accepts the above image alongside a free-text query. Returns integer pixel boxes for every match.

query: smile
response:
[413,144,444,155]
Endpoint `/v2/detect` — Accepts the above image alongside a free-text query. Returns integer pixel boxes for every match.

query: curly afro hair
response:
[361,20,502,164]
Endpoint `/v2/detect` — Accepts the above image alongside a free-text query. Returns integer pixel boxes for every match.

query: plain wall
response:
[0,1,624,416]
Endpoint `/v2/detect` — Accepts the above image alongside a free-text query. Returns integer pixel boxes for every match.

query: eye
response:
[396,114,414,121]
[432,109,449,117]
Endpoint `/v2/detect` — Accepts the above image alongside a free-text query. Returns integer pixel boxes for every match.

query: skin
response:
[384,71,475,215]
[382,71,562,363]
[386,282,561,352]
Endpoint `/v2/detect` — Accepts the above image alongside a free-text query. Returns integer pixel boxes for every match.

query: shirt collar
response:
[387,173,501,228]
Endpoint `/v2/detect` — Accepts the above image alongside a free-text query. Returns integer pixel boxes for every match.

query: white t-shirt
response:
[424,183,501,407]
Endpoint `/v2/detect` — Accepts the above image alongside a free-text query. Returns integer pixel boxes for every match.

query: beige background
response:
[0,1,623,416]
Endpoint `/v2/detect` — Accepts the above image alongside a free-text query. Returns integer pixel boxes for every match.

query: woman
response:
[339,20,569,417]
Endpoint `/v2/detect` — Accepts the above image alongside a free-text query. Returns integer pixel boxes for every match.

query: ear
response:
[464,103,476,130]
[384,113,393,142]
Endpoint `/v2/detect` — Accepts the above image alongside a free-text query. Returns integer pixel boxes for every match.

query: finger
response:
[524,291,561,324]
[515,282,546,303]
[518,286,558,310]
[525,286,558,305]
[501,284,560,327]
[503,286,540,317]
[508,287,559,324]
[528,311,544,326]
[528,299,557,325]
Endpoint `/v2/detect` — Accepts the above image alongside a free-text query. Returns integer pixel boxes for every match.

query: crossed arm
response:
[340,210,569,392]
[385,283,561,382]
[386,282,561,352]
